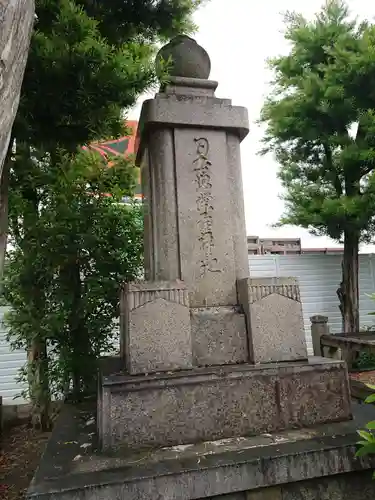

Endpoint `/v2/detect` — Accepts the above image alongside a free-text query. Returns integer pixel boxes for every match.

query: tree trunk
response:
[63,258,86,402]
[19,143,52,430]
[27,338,51,431]
[0,144,11,283]
[341,229,360,333]
[0,0,34,176]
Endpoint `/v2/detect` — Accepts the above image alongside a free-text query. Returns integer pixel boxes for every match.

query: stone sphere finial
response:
[156,35,211,80]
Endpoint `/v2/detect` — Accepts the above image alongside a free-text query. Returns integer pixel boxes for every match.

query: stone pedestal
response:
[98,357,351,451]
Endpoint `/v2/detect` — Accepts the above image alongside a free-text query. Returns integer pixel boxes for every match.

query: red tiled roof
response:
[82,121,142,199]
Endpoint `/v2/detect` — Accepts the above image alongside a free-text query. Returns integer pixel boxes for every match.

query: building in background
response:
[83,120,141,202]
[247,235,344,255]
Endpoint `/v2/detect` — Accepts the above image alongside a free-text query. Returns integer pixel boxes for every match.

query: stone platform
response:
[26,401,375,500]
[98,357,352,451]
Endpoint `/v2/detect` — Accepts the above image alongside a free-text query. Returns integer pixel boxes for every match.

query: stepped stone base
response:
[27,402,375,500]
[98,357,351,451]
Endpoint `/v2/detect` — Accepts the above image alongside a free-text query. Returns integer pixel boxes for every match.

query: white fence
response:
[0,307,27,404]
[2,253,375,405]
[249,253,375,354]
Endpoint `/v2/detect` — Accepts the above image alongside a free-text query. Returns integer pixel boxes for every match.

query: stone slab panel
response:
[145,129,182,281]
[174,128,238,307]
[99,358,351,451]
[238,278,307,363]
[107,369,277,450]
[120,280,192,374]
[278,367,351,428]
[191,306,249,366]
[226,133,249,282]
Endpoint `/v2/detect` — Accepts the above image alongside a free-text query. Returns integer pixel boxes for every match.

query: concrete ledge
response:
[27,402,375,500]
[1,402,32,427]
[98,357,352,450]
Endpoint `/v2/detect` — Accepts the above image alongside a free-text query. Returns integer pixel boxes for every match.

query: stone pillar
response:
[139,83,249,307]
[310,315,329,357]
[121,36,250,372]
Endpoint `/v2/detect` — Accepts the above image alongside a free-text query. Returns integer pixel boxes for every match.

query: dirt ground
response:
[350,370,375,386]
[0,424,50,500]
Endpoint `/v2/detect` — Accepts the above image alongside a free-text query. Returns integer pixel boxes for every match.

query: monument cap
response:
[155,35,211,79]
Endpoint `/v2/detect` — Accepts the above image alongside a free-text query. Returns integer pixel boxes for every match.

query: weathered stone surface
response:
[213,495,246,500]
[27,402,375,500]
[174,129,239,307]
[246,487,282,500]
[281,471,375,500]
[141,129,181,281]
[164,76,218,97]
[99,358,351,451]
[104,367,276,450]
[120,281,192,374]
[238,278,307,363]
[137,93,249,147]
[156,35,211,80]
[140,108,249,307]
[191,306,248,366]
[0,0,34,175]
[226,132,249,282]
[279,367,350,427]
[310,314,329,356]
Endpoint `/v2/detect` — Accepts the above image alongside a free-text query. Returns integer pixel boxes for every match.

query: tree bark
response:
[0,144,11,283]
[341,229,360,333]
[27,338,51,431]
[0,0,34,177]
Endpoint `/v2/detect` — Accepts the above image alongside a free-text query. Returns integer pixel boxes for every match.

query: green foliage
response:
[17,0,201,150]
[353,351,375,371]
[258,0,375,332]
[5,150,143,399]
[6,0,203,418]
[259,0,375,242]
[357,384,375,468]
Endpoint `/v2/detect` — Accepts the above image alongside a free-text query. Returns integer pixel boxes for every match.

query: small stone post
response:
[310,315,329,357]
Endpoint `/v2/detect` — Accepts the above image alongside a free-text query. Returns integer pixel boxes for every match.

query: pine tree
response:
[259,0,375,333]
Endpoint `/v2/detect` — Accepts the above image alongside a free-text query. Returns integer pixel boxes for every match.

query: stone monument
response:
[27,36,375,500]
[103,35,350,451]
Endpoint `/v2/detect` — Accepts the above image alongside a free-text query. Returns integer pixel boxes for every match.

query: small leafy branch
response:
[357,384,375,468]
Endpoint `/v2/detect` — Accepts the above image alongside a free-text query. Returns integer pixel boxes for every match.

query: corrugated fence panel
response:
[358,255,375,330]
[249,254,375,355]
[2,256,375,404]
[0,306,27,405]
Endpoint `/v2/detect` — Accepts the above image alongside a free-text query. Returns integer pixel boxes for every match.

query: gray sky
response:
[130,0,375,251]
